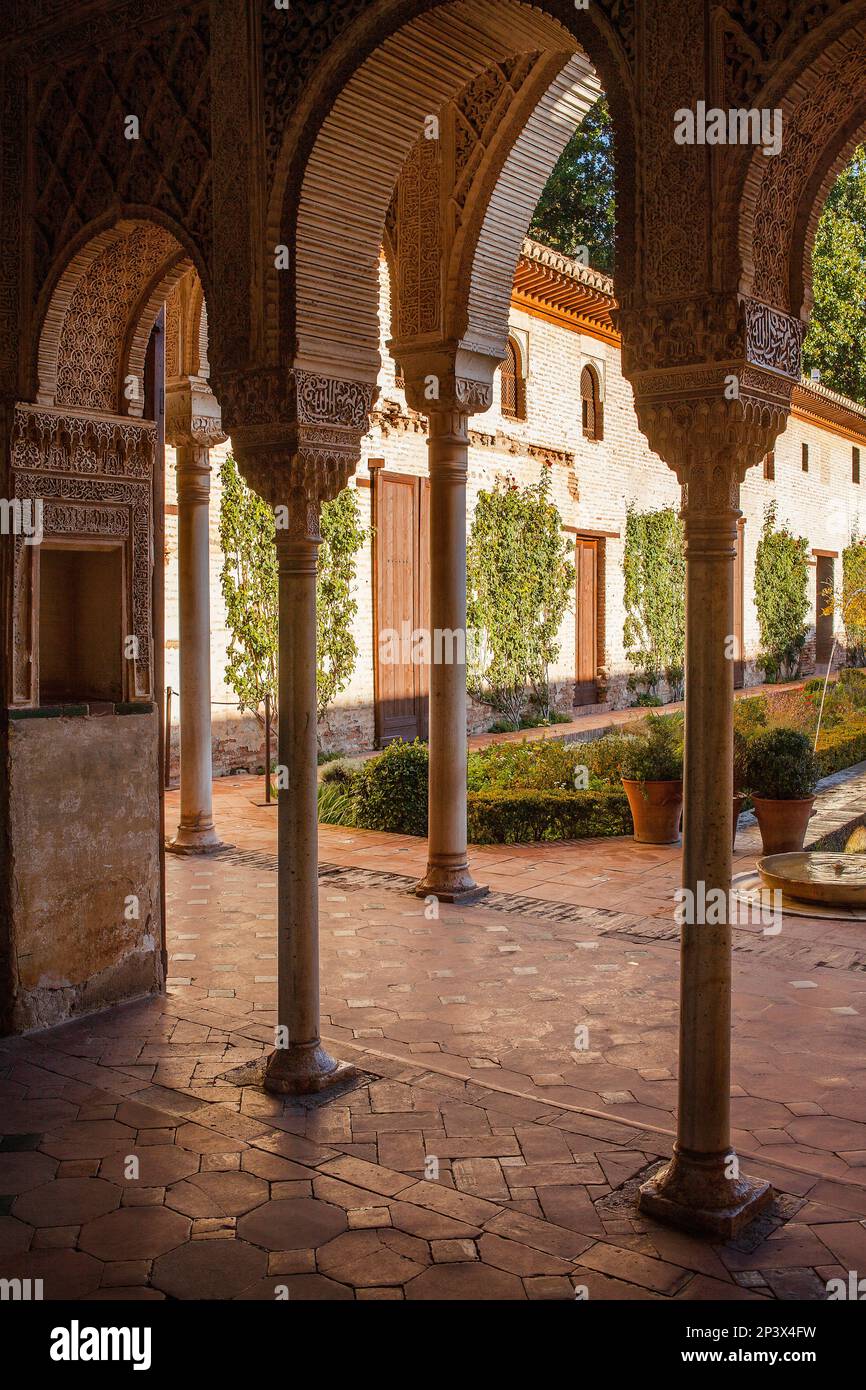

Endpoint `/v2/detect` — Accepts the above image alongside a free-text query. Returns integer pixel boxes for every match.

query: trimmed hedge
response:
[816,723,866,777]
[467,788,633,844]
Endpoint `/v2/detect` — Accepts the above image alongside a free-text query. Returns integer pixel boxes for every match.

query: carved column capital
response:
[165,377,227,450]
[393,342,497,422]
[212,366,375,543]
[615,293,805,488]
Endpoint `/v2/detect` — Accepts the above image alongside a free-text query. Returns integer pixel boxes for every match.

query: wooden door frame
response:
[372,469,430,746]
[573,534,600,706]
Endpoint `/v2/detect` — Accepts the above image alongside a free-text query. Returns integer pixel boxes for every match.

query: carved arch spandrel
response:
[264,0,637,379]
[730,12,866,318]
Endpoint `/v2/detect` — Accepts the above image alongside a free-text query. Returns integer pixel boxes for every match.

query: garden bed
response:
[317,669,866,846]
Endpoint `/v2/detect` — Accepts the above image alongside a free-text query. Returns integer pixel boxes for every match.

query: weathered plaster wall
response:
[8,710,163,1031]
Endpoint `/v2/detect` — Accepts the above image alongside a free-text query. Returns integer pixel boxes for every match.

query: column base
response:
[263,1042,358,1096]
[639,1145,774,1239]
[167,822,225,856]
[414,861,488,905]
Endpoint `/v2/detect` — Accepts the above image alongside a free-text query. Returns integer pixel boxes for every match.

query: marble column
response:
[167,397,223,855]
[399,360,498,905]
[639,478,773,1235]
[232,440,360,1095]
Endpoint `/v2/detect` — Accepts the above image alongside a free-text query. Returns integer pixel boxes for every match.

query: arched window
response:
[501,337,526,421]
[581,364,603,441]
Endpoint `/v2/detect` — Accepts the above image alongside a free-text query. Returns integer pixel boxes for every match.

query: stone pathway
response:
[2,769,865,1300]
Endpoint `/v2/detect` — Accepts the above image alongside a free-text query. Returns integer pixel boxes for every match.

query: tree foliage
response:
[218,454,277,724]
[316,487,368,720]
[467,470,574,728]
[218,455,367,728]
[529,94,615,273]
[803,147,866,406]
[753,502,810,682]
[622,505,686,700]
[841,534,866,665]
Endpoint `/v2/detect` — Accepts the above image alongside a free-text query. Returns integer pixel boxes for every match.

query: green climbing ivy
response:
[842,533,866,666]
[622,505,685,701]
[466,469,574,728]
[218,455,368,727]
[753,501,810,682]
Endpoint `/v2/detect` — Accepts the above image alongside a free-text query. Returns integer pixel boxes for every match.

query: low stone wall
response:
[7,708,163,1031]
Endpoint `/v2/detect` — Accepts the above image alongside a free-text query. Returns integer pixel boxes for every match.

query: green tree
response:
[622,505,686,701]
[753,502,810,682]
[803,147,866,405]
[316,486,368,720]
[467,469,574,728]
[218,454,277,724]
[218,455,367,729]
[841,532,866,665]
[529,94,615,273]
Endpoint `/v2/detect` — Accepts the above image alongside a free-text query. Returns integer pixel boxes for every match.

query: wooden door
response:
[733,522,745,689]
[816,556,835,668]
[574,537,598,705]
[373,472,430,744]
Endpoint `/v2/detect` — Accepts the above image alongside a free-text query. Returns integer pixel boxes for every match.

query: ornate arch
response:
[733,9,866,318]
[266,0,636,381]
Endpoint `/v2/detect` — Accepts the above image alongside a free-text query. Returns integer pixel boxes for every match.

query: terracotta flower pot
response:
[622,778,683,845]
[752,796,815,855]
[732,794,745,850]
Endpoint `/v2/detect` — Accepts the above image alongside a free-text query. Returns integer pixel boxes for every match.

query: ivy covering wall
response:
[622,504,685,702]
[842,536,866,666]
[217,455,367,727]
[753,502,810,682]
[466,470,574,728]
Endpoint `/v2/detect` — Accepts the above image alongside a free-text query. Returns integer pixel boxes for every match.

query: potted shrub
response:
[618,715,684,844]
[745,727,819,854]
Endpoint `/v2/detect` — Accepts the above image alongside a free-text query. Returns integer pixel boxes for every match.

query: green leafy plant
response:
[467,788,631,844]
[353,739,429,836]
[753,503,809,682]
[803,146,866,406]
[622,505,685,702]
[842,539,866,665]
[467,737,598,793]
[467,470,574,727]
[745,727,819,800]
[317,780,357,826]
[316,488,368,720]
[617,713,684,782]
[529,94,615,273]
[218,454,278,724]
[219,456,367,732]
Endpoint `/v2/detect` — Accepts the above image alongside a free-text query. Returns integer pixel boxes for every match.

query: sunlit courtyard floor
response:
[2,771,866,1301]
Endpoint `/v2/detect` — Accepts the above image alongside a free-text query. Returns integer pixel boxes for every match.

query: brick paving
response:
[2,773,866,1301]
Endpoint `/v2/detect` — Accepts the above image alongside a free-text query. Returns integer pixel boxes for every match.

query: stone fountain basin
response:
[757,852,866,907]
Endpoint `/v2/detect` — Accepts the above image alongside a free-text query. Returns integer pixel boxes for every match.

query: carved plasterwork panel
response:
[747,37,866,311]
[30,9,212,292]
[49,223,179,413]
[10,404,155,705]
[395,137,443,340]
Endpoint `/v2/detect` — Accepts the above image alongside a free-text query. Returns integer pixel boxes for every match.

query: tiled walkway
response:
[2,772,865,1300]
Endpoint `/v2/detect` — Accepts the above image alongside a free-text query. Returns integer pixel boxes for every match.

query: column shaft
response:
[639,491,772,1235]
[264,527,348,1093]
[415,410,484,903]
[170,446,220,853]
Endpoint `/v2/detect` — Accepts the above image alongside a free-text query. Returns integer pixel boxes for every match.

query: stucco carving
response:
[10,404,154,704]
